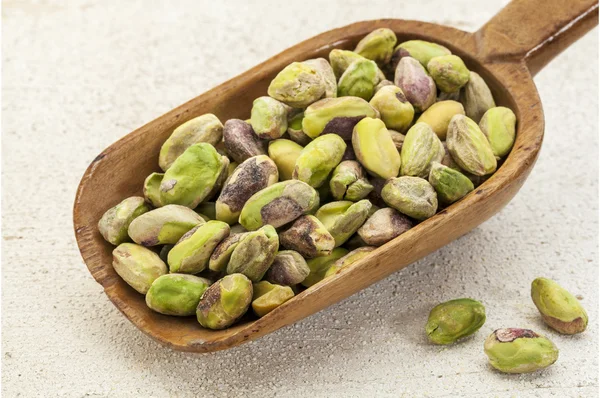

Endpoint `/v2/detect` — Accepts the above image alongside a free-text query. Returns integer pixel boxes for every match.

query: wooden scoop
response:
[73,0,598,352]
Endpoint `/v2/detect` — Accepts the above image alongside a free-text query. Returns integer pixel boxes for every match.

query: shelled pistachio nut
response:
[389,130,405,152]
[268,62,325,108]
[369,85,415,133]
[426,55,470,93]
[337,59,379,101]
[400,122,445,178]
[223,119,267,163]
[394,56,437,112]
[324,246,376,278]
[447,114,497,176]
[302,97,379,140]
[112,243,168,294]
[303,58,337,99]
[143,172,164,207]
[287,111,312,146]
[252,281,295,317]
[531,277,588,334]
[146,274,211,316]
[265,250,310,286]
[301,247,349,287]
[354,28,397,65]
[196,273,253,330]
[293,134,346,188]
[374,79,394,92]
[352,117,401,179]
[208,232,248,272]
[358,207,413,246]
[426,298,486,345]
[382,176,438,220]
[315,199,372,247]
[128,205,205,246]
[429,162,474,204]
[329,49,370,79]
[479,106,517,158]
[98,196,150,245]
[416,100,465,140]
[329,160,373,201]
[392,40,451,69]
[460,71,496,122]
[227,225,279,282]
[279,215,335,258]
[205,155,230,202]
[268,139,303,181]
[250,96,290,140]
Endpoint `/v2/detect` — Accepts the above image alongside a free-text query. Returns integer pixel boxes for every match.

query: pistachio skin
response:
[393,40,451,69]
[98,196,150,245]
[268,62,326,108]
[369,85,415,133]
[354,28,397,65]
[394,56,437,112]
[357,207,413,246]
[143,172,164,207]
[196,273,253,330]
[302,97,379,140]
[301,247,349,287]
[484,329,559,373]
[531,277,588,334]
[279,215,335,258]
[426,55,470,93]
[146,274,211,316]
[324,246,376,278]
[303,58,337,98]
[337,59,379,101]
[293,134,346,188]
[425,298,486,345]
[479,106,517,158]
[268,139,303,181]
[329,160,373,201]
[429,162,474,204]
[227,225,279,282]
[223,119,267,163]
[400,122,445,179]
[460,71,496,123]
[252,281,295,317]
[416,100,465,140]
[352,117,401,179]
[250,96,290,140]
[265,250,310,286]
[112,243,168,294]
[128,205,205,246]
[381,176,438,221]
[315,200,372,247]
[447,114,497,176]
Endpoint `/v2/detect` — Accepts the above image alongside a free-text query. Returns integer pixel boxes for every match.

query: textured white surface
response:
[2,0,598,397]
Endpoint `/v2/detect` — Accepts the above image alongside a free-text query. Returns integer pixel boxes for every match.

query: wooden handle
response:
[475,0,598,75]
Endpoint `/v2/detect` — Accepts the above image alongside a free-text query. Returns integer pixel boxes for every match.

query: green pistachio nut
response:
[112,243,168,294]
[329,49,369,79]
[146,274,211,316]
[425,298,486,345]
[265,250,310,286]
[167,220,230,274]
[429,162,474,204]
[426,55,470,93]
[303,58,337,98]
[392,40,451,69]
[143,172,164,207]
[98,196,150,245]
[531,277,588,335]
[460,71,496,123]
[400,122,445,178]
[354,28,397,65]
[205,155,230,202]
[196,273,253,329]
[416,100,465,140]
[369,85,415,133]
[128,205,205,246]
[324,246,376,278]
[216,155,279,224]
[382,176,438,220]
[293,134,346,188]
[352,117,401,179]
[315,199,372,247]
[159,143,225,208]
[159,114,223,171]
[394,57,437,112]
[389,130,405,152]
[268,139,303,181]
[196,201,216,221]
[227,225,279,282]
[302,247,349,287]
[208,232,248,272]
[479,106,517,158]
[329,160,373,201]
[302,96,379,140]
[357,207,413,246]
[484,328,559,373]
[440,142,462,171]
[223,119,267,163]
[239,180,319,230]
[447,114,497,176]
[250,96,290,140]
[252,281,295,317]
[337,59,379,101]
[267,62,326,108]
[279,215,335,258]
[287,111,312,146]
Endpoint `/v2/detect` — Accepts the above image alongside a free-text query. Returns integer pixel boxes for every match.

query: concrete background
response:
[2,0,598,396]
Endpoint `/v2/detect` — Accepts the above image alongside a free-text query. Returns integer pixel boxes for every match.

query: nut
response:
[329,160,373,201]
[265,250,310,286]
[167,220,230,274]
[447,114,497,176]
[303,58,337,99]
[329,49,371,79]
[484,328,559,373]
[357,207,413,246]
[286,111,312,145]
[389,130,405,152]
[426,55,470,93]
[196,273,253,330]
[479,106,517,158]
[392,40,451,69]
[301,247,349,287]
[354,28,397,65]
[315,199,372,247]
[381,176,438,220]
[369,85,415,133]
[208,232,248,272]
[394,56,437,112]
[146,274,211,316]
[143,172,164,207]
[279,215,335,258]
[324,246,376,278]
[251,281,295,317]
[293,134,346,188]
[352,117,401,179]
[425,298,486,345]
[416,100,465,140]
[239,180,319,231]
[374,79,394,92]
[128,204,205,246]
[205,155,230,201]
[227,225,279,282]
[216,155,279,224]
[268,139,303,181]
[531,277,588,334]
[158,114,223,171]
[98,196,150,245]
[337,59,379,101]
[268,62,326,108]
[400,122,445,178]
[460,71,496,123]
[250,96,290,140]
[428,162,474,204]
[223,119,267,163]
[112,243,168,294]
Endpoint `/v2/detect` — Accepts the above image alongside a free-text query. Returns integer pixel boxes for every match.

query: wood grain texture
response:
[73,0,598,353]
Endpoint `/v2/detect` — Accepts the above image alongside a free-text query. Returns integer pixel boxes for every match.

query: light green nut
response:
[303,58,337,98]
[265,250,310,286]
[159,143,225,208]
[460,71,496,123]
[484,328,559,373]
[268,139,303,181]
[167,220,230,274]
[216,155,279,225]
[302,96,379,140]
[301,247,348,287]
[531,277,588,335]
[416,100,465,140]
[324,246,376,278]
[293,134,346,188]
[447,114,497,176]
[393,40,451,68]
[146,274,211,316]
[279,215,335,258]
[286,111,312,146]
[208,232,248,272]
[329,160,373,201]
[329,49,370,79]
[429,162,474,204]
[352,117,401,179]
[196,273,253,330]
[227,225,279,282]
[128,204,205,246]
[158,114,223,171]
[400,122,445,179]
[252,281,295,317]
[239,180,319,231]
[425,298,486,345]
[250,96,290,140]
[427,55,470,93]
[382,176,438,220]
[337,59,379,101]
[196,202,216,220]
[267,62,325,108]
[354,28,397,65]
[369,85,415,133]
[98,196,150,245]
[479,106,517,158]
[315,199,372,247]
[143,172,164,207]
[112,243,168,294]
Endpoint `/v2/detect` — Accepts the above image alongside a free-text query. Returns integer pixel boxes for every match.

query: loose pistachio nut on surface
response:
[447,114,497,176]
[358,207,413,246]
[381,176,438,220]
[425,298,486,345]
[279,215,335,258]
[146,274,211,316]
[98,196,150,245]
[223,119,267,164]
[293,134,346,188]
[315,199,372,247]
[252,281,295,317]
[112,243,168,294]
[196,273,253,330]
[128,205,205,246]
[479,106,517,158]
[352,117,401,179]
[400,122,445,179]
[227,225,279,282]
[531,277,588,334]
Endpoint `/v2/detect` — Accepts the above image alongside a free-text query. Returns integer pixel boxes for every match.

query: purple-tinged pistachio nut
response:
[358,207,413,246]
[223,119,267,163]
[279,215,335,258]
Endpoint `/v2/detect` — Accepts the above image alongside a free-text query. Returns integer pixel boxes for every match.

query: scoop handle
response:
[476,0,598,76]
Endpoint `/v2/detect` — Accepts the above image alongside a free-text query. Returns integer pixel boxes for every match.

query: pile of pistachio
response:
[426,277,588,373]
[98,28,517,331]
